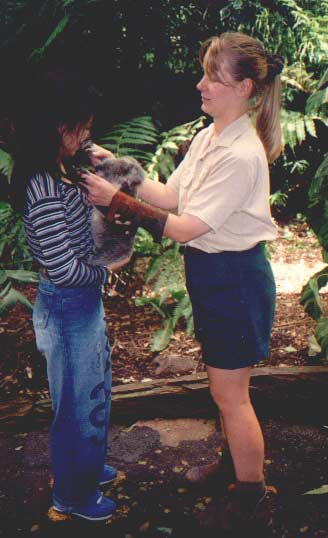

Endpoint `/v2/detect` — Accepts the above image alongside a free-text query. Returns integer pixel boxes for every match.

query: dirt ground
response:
[0,218,326,399]
[1,219,328,538]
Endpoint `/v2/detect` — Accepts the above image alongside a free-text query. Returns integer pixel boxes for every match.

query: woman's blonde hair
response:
[199,32,284,163]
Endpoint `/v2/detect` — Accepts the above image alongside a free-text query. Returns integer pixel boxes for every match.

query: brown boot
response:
[219,481,275,534]
[185,449,235,485]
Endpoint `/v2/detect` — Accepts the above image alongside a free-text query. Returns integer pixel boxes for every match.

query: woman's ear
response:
[237,78,254,99]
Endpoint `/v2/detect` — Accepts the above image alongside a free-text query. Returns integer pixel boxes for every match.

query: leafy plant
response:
[0,202,37,315]
[135,241,193,352]
[0,269,38,315]
[0,148,14,180]
[131,117,207,351]
[300,69,328,356]
[0,202,33,269]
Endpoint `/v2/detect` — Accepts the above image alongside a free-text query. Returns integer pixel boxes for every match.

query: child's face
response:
[59,117,93,159]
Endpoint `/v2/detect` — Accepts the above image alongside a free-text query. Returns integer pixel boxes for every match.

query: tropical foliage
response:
[300,69,328,357]
[0,0,327,350]
[100,115,204,351]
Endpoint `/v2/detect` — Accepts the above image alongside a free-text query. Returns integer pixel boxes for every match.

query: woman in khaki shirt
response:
[83,32,283,531]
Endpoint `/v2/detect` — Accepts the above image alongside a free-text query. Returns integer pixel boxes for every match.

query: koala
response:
[89,156,145,266]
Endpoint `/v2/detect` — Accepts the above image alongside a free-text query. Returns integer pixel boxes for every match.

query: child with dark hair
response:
[12,70,128,521]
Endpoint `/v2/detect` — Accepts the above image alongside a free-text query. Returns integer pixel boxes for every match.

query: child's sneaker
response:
[53,490,116,521]
[99,464,117,486]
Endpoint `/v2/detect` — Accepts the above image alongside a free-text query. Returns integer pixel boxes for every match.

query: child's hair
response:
[199,32,284,163]
[10,69,100,211]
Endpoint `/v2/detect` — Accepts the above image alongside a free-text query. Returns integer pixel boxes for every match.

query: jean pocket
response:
[33,291,54,330]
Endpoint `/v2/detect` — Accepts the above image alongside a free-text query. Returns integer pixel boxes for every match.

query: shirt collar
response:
[208,113,253,149]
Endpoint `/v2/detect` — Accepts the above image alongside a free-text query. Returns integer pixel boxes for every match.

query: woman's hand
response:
[88,143,115,167]
[81,171,119,206]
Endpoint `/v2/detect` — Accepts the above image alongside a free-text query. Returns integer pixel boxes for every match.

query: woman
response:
[11,70,129,521]
[82,32,283,529]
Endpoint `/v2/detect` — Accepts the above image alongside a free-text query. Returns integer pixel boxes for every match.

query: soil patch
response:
[0,219,326,400]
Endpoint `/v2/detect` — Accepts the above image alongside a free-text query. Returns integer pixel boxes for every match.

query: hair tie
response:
[266,53,284,81]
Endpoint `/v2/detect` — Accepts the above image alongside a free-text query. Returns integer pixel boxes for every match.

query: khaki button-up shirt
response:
[167,114,277,252]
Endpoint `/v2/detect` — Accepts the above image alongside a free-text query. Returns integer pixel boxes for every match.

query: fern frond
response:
[146,116,205,181]
[99,116,159,164]
[280,109,326,151]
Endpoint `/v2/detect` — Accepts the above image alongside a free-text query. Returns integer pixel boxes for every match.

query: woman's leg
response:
[207,365,264,482]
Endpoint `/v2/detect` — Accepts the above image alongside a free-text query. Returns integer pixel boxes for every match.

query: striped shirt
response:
[24,172,108,287]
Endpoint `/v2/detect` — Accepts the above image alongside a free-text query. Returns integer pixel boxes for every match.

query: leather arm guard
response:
[106,190,168,243]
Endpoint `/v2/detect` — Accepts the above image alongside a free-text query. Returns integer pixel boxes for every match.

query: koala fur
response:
[88,156,145,267]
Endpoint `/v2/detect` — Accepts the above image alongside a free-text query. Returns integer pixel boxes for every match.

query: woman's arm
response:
[82,171,211,244]
[164,212,211,243]
[137,178,178,210]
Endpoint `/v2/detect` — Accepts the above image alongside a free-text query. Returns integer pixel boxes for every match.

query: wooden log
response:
[1,366,328,430]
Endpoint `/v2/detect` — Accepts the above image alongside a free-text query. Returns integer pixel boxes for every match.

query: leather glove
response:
[106,191,168,243]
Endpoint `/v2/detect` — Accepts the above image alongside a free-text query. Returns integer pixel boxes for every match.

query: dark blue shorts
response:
[184,243,276,370]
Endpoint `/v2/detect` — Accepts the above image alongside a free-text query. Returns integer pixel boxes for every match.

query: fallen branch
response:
[1,365,328,429]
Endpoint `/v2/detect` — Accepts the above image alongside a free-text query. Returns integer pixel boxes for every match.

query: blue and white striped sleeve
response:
[29,196,108,287]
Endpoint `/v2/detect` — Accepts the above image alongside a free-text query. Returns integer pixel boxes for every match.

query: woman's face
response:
[197,59,247,120]
[59,116,93,159]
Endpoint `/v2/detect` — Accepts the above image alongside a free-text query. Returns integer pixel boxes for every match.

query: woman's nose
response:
[197,76,206,91]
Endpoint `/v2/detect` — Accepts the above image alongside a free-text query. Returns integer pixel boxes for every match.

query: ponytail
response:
[255,75,282,163]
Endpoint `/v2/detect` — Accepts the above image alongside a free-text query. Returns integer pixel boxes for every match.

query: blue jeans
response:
[33,274,111,509]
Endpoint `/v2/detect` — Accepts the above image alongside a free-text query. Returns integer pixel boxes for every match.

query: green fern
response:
[280,109,327,151]
[99,116,159,164]
[146,116,205,181]
[281,0,328,65]
[136,242,194,351]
